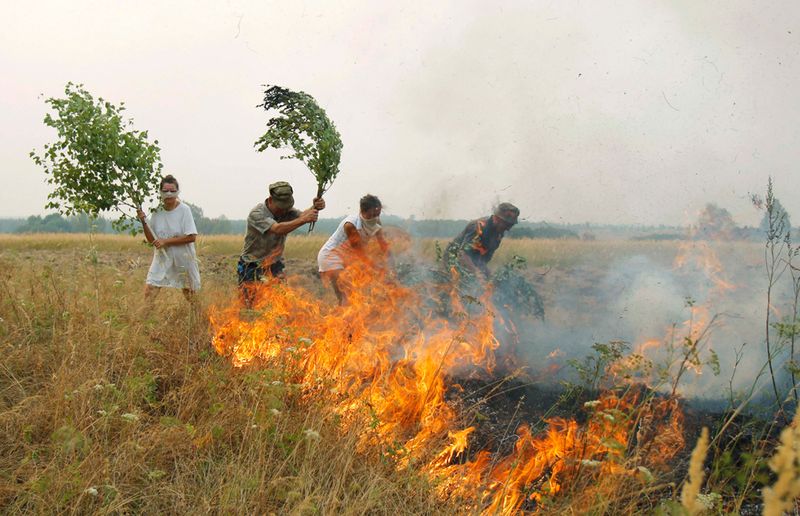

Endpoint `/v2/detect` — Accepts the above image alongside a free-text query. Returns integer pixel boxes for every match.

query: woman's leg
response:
[183,288,202,337]
[182,288,200,312]
[144,284,160,300]
[321,270,346,305]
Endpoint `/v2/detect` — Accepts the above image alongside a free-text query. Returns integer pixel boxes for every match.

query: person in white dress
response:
[136,175,200,301]
[317,194,388,305]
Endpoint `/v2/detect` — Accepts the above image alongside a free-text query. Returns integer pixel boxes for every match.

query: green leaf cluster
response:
[568,340,630,390]
[491,255,545,320]
[30,83,163,234]
[254,86,342,198]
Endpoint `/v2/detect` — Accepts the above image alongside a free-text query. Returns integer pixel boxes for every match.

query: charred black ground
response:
[441,373,784,512]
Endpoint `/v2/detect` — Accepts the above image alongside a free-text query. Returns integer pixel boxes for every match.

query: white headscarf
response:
[359,215,382,237]
[160,190,179,201]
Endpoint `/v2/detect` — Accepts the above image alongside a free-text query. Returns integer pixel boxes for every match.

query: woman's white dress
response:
[145,202,201,290]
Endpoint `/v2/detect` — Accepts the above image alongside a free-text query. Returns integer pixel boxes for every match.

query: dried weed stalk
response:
[681,426,709,515]
[763,409,800,516]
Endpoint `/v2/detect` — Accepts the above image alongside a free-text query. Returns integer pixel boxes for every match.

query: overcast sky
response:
[1,1,798,225]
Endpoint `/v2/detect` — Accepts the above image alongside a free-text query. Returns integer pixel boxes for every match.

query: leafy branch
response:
[254,85,342,201]
[30,83,163,234]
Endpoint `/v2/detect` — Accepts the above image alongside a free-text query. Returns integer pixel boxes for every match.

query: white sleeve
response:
[148,212,162,238]
[183,205,198,235]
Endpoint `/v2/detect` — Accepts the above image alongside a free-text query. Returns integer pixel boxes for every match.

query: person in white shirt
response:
[136,175,200,301]
[317,194,388,305]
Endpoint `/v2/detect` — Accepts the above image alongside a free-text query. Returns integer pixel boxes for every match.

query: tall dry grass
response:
[0,234,774,514]
[681,427,710,515]
[1,232,733,267]
[0,233,330,260]
[763,409,800,516]
[0,247,440,514]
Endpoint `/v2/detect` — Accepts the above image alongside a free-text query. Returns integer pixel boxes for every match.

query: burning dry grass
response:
[209,247,692,513]
[0,250,441,513]
[0,234,786,514]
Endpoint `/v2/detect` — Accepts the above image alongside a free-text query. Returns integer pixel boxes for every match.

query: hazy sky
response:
[2,0,798,225]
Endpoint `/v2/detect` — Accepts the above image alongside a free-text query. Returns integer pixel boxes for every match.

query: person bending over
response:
[238,181,325,307]
[445,202,520,279]
[317,194,388,305]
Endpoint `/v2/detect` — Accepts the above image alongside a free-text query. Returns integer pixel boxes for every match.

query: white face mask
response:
[360,215,381,236]
[161,190,179,201]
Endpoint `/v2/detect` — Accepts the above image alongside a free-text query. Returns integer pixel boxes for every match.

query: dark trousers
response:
[237,259,285,307]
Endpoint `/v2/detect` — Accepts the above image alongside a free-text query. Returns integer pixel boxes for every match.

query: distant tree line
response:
[690,202,791,241]
[184,202,240,235]
[1,212,595,239]
[6,203,245,236]
[0,211,582,239]
[12,213,114,234]
[507,226,580,239]
[2,199,793,241]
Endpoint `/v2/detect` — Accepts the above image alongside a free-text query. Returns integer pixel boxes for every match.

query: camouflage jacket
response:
[445,216,504,276]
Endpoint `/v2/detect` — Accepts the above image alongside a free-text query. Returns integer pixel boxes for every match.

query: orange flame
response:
[211,260,683,513]
[673,241,736,294]
[614,239,734,390]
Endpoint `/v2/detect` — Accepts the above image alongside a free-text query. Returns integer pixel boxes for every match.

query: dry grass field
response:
[0,233,781,514]
[0,234,443,514]
[0,232,751,265]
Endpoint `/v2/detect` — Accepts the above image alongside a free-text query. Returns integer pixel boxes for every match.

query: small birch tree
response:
[30,82,163,234]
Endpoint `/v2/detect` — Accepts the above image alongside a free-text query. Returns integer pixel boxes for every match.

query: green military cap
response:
[269,181,295,209]
[494,202,520,225]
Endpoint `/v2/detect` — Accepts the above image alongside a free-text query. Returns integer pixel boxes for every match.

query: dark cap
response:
[268,181,295,210]
[493,202,520,225]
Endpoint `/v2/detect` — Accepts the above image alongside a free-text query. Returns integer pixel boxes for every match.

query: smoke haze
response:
[1,0,799,225]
